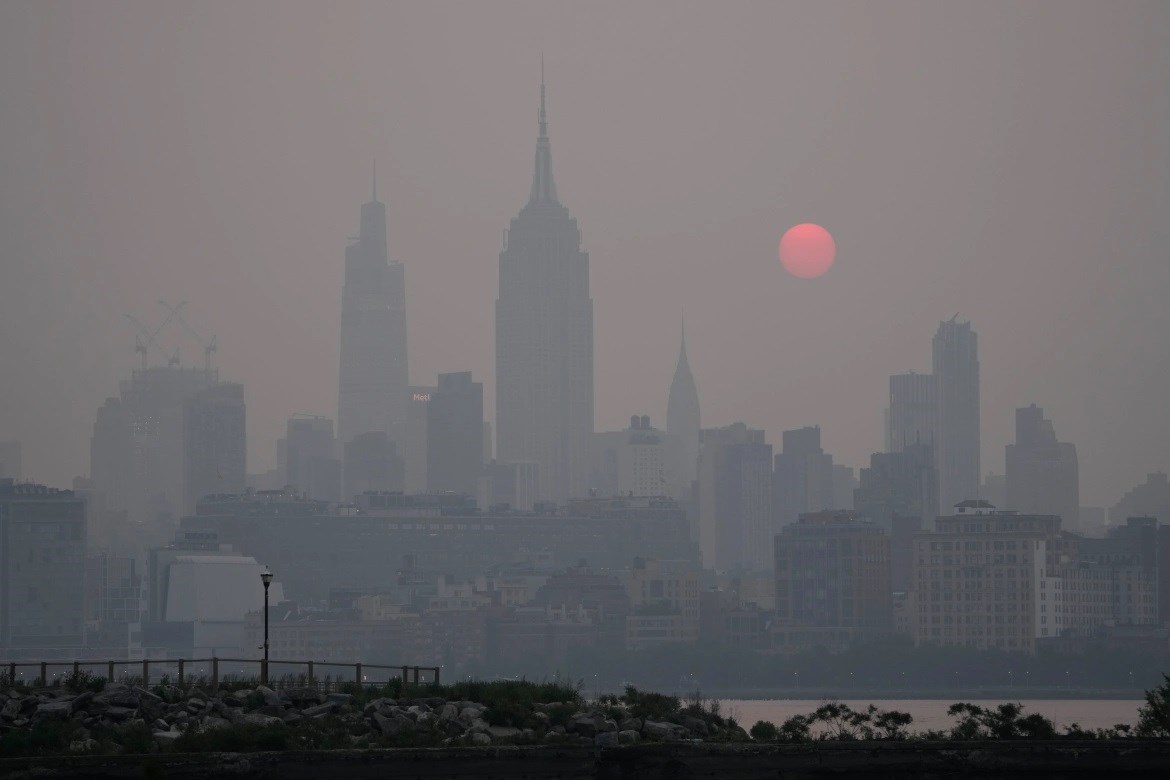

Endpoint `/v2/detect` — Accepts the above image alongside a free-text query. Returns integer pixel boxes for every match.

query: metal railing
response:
[1,658,440,690]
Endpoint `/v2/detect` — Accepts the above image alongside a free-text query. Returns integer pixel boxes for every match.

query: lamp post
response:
[261,567,273,685]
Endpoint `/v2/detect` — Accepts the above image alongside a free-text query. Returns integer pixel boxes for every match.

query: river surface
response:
[719,699,1142,732]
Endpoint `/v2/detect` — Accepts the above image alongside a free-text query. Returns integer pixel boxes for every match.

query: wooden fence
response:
[1,658,440,690]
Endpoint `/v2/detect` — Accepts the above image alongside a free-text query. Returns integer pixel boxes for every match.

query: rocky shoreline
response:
[0,681,733,755]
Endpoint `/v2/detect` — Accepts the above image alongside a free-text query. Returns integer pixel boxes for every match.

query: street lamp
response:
[261,567,273,685]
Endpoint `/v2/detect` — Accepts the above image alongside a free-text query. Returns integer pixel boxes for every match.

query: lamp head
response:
[261,567,273,588]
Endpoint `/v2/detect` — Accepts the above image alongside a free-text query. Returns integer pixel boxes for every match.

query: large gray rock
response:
[372,712,412,736]
[619,717,642,732]
[487,725,522,741]
[201,716,232,731]
[437,703,458,721]
[567,714,599,737]
[1,697,23,719]
[302,702,338,718]
[255,685,282,707]
[95,685,138,709]
[152,730,182,746]
[68,737,99,753]
[681,715,709,735]
[283,687,323,707]
[470,732,491,746]
[242,712,284,728]
[643,720,687,741]
[595,731,620,748]
[34,700,73,720]
[618,729,640,745]
[70,691,94,713]
[325,693,353,706]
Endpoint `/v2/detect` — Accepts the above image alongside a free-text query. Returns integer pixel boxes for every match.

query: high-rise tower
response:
[666,321,700,500]
[338,168,409,450]
[495,72,593,503]
[933,318,980,511]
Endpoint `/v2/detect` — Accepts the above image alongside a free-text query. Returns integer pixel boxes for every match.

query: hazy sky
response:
[1,1,1167,507]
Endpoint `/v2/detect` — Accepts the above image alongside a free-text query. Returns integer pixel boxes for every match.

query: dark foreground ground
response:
[5,741,1170,779]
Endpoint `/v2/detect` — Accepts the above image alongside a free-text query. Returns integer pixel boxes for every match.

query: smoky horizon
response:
[1,1,1168,510]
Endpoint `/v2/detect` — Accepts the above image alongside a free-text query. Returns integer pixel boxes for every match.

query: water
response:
[719,699,1142,732]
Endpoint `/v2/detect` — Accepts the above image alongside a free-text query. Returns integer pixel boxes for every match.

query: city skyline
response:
[1,3,1168,507]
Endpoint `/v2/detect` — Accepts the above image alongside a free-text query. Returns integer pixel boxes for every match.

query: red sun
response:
[779,223,836,279]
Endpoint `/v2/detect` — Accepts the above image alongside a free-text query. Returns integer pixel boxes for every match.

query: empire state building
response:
[495,75,593,504]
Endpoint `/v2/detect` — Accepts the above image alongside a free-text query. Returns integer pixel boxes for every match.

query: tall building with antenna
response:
[495,69,593,504]
[337,167,409,460]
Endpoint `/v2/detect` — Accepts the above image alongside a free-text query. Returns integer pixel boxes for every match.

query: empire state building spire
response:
[528,62,559,206]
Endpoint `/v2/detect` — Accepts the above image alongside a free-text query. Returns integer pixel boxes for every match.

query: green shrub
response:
[749,720,779,742]
[1137,674,1170,737]
[620,686,679,721]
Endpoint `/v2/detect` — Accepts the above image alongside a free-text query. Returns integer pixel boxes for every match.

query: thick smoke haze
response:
[0,1,1167,506]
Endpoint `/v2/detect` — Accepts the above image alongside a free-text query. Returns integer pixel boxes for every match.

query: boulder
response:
[325,693,353,706]
[152,730,182,746]
[302,702,338,718]
[33,701,73,720]
[201,716,232,731]
[70,691,94,714]
[595,732,620,748]
[643,720,687,741]
[1,698,24,719]
[567,714,599,738]
[681,715,709,736]
[437,703,459,721]
[618,729,640,745]
[283,687,324,707]
[95,685,139,709]
[68,738,99,753]
[242,712,284,728]
[601,718,619,733]
[470,732,491,746]
[372,712,412,736]
[255,685,282,707]
[487,725,522,741]
[619,717,642,732]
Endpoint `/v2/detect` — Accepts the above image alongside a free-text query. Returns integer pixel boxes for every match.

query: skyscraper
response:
[773,426,835,527]
[932,318,980,511]
[666,322,701,501]
[89,364,225,553]
[697,423,773,571]
[338,169,409,449]
[282,415,340,502]
[427,371,484,496]
[886,372,936,453]
[1005,404,1079,526]
[183,382,246,510]
[495,73,593,504]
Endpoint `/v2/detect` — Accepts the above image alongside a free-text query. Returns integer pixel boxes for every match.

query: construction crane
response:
[159,299,217,371]
[124,301,186,369]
